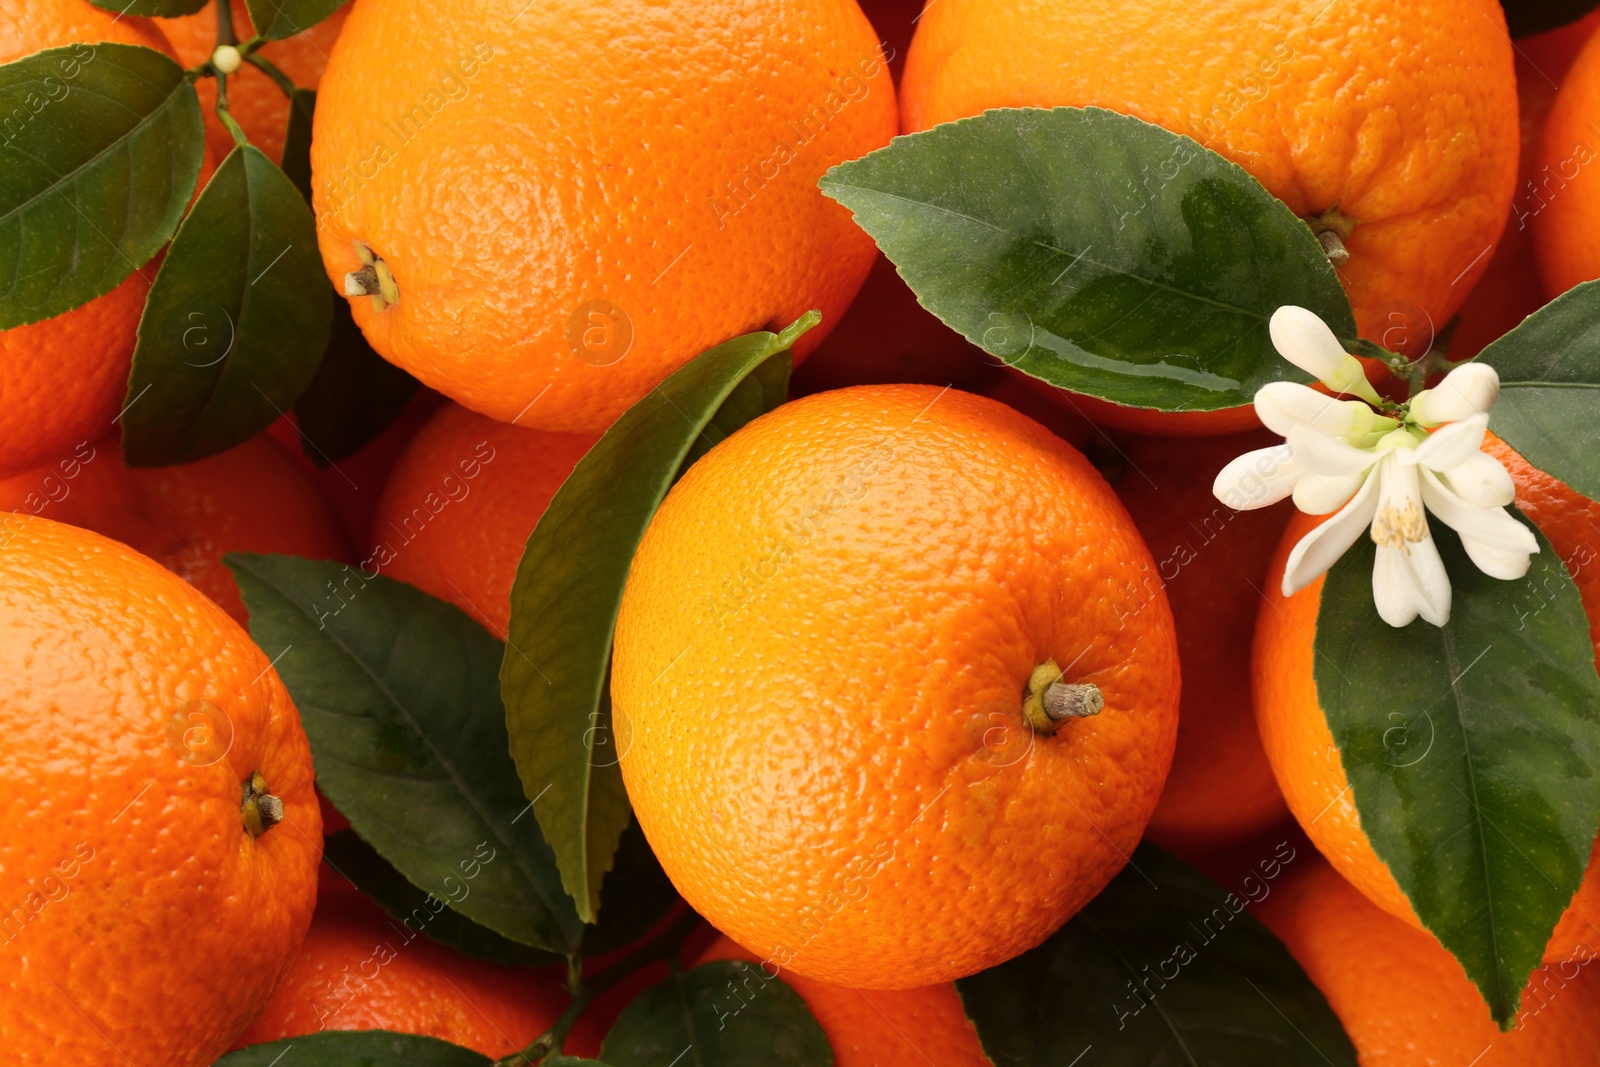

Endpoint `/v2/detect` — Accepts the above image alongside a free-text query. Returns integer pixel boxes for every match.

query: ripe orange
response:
[901,0,1519,432]
[0,1,180,480]
[1533,17,1600,297]
[612,384,1180,988]
[164,0,350,164]
[1256,858,1600,1063]
[310,0,897,435]
[1255,433,1600,962]
[1454,11,1600,358]
[0,517,321,1066]
[367,402,595,636]
[233,888,583,1058]
[0,433,351,624]
[1113,431,1292,851]
[696,934,992,1067]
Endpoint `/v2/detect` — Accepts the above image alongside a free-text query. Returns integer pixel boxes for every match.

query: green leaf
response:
[1477,280,1600,503]
[244,0,349,40]
[85,0,208,13]
[1314,517,1600,1026]
[123,145,331,466]
[321,829,559,967]
[227,553,585,956]
[543,1060,613,1067]
[1502,0,1600,35]
[214,1031,491,1066]
[819,106,1354,414]
[281,87,316,199]
[599,961,833,1067]
[957,844,1355,1065]
[294,298,420,466]
[0,43,203,328]
[502,314,815,922]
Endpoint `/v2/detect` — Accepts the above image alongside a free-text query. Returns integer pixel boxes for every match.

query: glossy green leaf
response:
[1503,0,1600,35]
[957,844,1355,1065]
[85,0,207,13]
[502,314,815,922]
[321,817,676,966]
[228,554,585,955]
[1314,518,1600,1026]
[0,43,203,328]
[321,829,558,967]
[294,298,420,465]
[124,145,330,466]
[245,0,349,40]
[600,961,833,1067]
[281,87,316,201]
[1477,280,1600,503]
[820,106,1354,414]
[214,1031,490,1066]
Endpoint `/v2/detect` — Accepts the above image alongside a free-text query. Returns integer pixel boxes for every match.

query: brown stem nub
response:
[1316,229,1351,266]
[343,245,399,310]
[1022,659,1105,736]
[1306,205,1359,267]
[241,771,285,838]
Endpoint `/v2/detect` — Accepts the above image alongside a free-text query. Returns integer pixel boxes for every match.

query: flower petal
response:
[1418,467,1540,554]
[1372,545,1419,627]
[1405,533,1453,627]
[1282,467,1382,595]
[1411,362,1500,427]
[1254,381,1357,438]
[1461,536,1537,581]
[1293,471,1368,514]
[1270,306,1350,381]
[1287,424,1382,478]
[1440,451,1515,509]
[1406,412,1489,471]
[1214,445,1301,510]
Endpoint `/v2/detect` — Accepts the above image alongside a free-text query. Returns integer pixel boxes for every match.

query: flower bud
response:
[212,45,243,75]
[1268,306,1381,403]
[1410,362,1500,427]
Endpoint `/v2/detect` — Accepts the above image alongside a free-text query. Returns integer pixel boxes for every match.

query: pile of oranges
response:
[7,0,1600,1064]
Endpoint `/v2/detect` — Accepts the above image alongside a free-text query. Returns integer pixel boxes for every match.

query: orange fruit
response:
[234,888,582,1058]
[1256,858,1600,1064]
[1454,11,1600,359]
[612,384,1180,988]
[0,1,181,480]
[1113,431,1293,851]
[0,517,321,1066]
[310,0,897,435]
[367,402,596,636]
[697,934,992,1067]
[0,433,351,624]
[164,0,350,164]
[1255,432,1600,962]
[901,0,1519,433]
[1532,17,1600,297]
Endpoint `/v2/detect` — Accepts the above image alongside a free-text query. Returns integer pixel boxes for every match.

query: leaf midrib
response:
[241,558,577,949]
[0,60,187,230]
[823,179,1266,322]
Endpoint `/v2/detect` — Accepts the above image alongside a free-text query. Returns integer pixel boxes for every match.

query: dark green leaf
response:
[1477,280,1600,503]
[213,1031,491,1066]
[293,298,420,465]
[819,106,1354,414]
[124,145,331,466]
[0,43,203,328]
[228,554,585,955]
[84,0,207,12]
[281,87,316,199]
[543,1060,612,1067]
[321,829,559,967]
[502,314,816,922]
[957,844,1355,1066]
[600,961,833,1067]
[1503,0,1600,35]
[244,0,349,40]
[321,817,676,965]
[1314,517,1600,1026]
